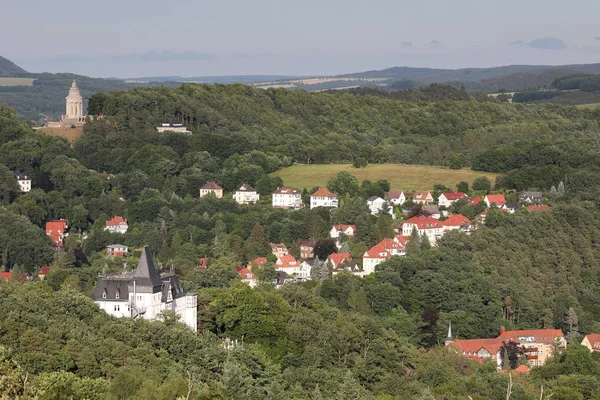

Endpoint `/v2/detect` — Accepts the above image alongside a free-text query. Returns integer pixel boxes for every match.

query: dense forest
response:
[4,81,600,398]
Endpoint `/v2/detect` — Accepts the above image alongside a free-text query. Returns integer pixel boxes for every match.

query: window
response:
[114,305,120,312]
[102,289,107,299]
[115,289,120,299]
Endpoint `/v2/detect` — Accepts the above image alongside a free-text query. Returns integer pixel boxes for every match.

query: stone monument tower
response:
[65,80,83,119]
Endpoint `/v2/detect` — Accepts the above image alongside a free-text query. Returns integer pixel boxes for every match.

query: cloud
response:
[401,42,412,48]
[595,36,600,41]
[429,40,442,48]
[527,37,567,50]
[508,41,525,48]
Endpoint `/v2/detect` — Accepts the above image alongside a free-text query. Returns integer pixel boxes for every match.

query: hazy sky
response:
[3,0,600,77]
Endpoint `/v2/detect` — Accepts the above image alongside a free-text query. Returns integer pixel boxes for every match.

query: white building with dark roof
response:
[233,184,259,204]
[13,172,31,192]
[272,186,302,209]
[92,246,197,330]
[156,122,192,135]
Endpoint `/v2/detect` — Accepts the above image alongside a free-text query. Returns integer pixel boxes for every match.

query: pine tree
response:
[212,220,229,258]
[244,223,267,260]
[550,185,558,199]
[420,233,431,250]
[406,227,421,254]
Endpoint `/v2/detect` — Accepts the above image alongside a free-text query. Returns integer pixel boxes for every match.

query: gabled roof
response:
[297,238,317,247]
[201,181,222,190]
[249,257,268,268]
[469,197,482,205]
[238,267,255,280]
[442,214,471,227]
[105,216,127,226]
[386,190,406,200]
[414,191,432,201]
[333,263,363,273]
[584,334,600,350]
[520,191,543,198]
[422,205,440,215]
[367,196,383,202]
[132,246,163,292]
[12,171,29,180]
[503,202,518,210]
[273,186,300,195]
[332,224,357,232]
[441,192,467,201]
[328,252,351,267]
[270,242,287,250]
[236,183,255,192]
[499,329,564,345]
[528,204,550,212]
[310,187,337,198]
[451,338,501,356]
[364,244,391,259]
[39,265,54,276]
[485,194,506,206]
[403,216,443,229]
[276,254,300,267]
[106,244,128,250]
[45,219,68,246]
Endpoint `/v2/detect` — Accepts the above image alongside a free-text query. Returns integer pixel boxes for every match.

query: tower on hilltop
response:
[65,80,83,119]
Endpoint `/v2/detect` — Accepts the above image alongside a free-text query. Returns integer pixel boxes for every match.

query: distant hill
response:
[0,55,28,77]
[124,75,300,84]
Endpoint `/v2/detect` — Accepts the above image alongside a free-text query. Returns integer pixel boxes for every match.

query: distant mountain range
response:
[2,54,600,120]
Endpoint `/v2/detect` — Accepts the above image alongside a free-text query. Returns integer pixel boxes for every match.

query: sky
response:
[3,0,600,78]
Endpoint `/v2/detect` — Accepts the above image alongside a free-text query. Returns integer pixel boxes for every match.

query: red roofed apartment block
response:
[46,219,68,249]
[104,216,128,234]
[401,216,444,244]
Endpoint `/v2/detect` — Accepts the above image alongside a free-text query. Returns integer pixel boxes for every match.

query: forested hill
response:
[0,55,28,76]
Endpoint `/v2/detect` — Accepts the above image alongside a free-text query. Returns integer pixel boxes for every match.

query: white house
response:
[413,192,434,205]
[367,196,393,216]
[106,244,129,258]
[362,236,409,274]
[309,187,338,209]
[156,122,192,135]
[401,216,444,244]
[233,184,259,205]
[237,267,257,288]
[484,194,506,207]
[272,186,302,209]
[200,182,223,198]
[104,216,129,234]
[438,192,467,208]
[330,224,357,240]
[12,172,31,192]
[92,246,198,331]
[386,190,406,206]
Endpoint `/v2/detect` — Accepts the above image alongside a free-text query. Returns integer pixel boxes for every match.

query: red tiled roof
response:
[328,252,351,268]
[585,334,600,350]
[310,187,337,198]
[395,235,410,246]
[452,338,501,356]
[237,267,255,280]
[45,219,68,246]
[499,329,563,345]
[441,192,467,201]
[485,194,506,206]
[277,254,300,267]
[403,216,443,229]
[0,272,11,280]
[249,257,268,268]
[514,365,530,373]
[105,216,127,227]
[332,224,356,232]
[442,214,471,227]
[470,197,482,205]
[39,266,54,276]
[201,181,222,190]
[364,245,391,259]
[414,191,431,201]
[528,205,550,212]
[273,186,300,195]
[386,190,405,200]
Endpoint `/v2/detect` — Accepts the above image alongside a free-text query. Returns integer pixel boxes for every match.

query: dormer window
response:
[102,288,107,299]
[115,289,120,299]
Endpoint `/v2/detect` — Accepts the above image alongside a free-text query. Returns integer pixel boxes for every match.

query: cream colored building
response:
[47,80,87,128]
[200,182,223,198]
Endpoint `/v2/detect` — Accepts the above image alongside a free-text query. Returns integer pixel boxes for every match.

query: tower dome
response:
[65,80,83,119]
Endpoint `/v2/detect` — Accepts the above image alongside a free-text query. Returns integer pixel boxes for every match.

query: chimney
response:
[499,326,506,336]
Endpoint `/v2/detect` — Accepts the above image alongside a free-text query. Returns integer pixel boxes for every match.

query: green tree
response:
[456,181,469,193]
[449,153,466,169]
[472,176,492,192]
[327,171,360,197]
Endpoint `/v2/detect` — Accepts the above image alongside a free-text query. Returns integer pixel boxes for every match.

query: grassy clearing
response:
[39,127,84,143]
[0,77,35,86]
[575,103,600,110]
[271,164,497,191]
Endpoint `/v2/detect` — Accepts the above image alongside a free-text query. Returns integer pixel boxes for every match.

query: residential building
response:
[581,334,600,352]
[470,197,482,205]
[155,122,192,135]
[46,219,68,249]
[386,190,407,206]
[413,191,433,205]
[248,257,268,269]
[272,186,302,209]
[438,192,467,208]
[327,252,352,269]
[422,205,441,219]
[330,224,357,240]
[519,191,543,204]
[195,257,208,270]
[297,239,317,259]
[296,260,314,281]
[275,254,302,275]
[401,216,444,244]
[442,215,472,232]
[270,242,288,258]
[107,244,129,258]
[332,262,367,278]
[309,187,338,209]
[446,325,566,369]
[91,246,198,331]
[275,271,294,288]
[363,236,409,274]
[367,196,393,216]
[12,172,31,192]
[237,267,257,288]
[38,265,54,280]
[484,194,506,208]
[104,216,129,234]
[200,182,223,198]
[233,184,259,204]
[502,202,519,213]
